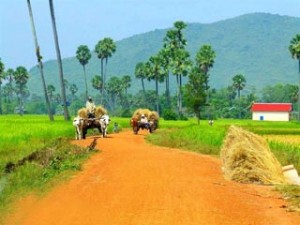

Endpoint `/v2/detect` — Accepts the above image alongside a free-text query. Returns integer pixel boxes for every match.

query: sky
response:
[0,0,299,70]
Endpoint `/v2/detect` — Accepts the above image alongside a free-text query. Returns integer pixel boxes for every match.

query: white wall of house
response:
[252,111,290,121]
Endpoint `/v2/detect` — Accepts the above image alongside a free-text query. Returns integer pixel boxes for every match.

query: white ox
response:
[73,114,110,140]
[99,114,110,137]
[72,116,85,140]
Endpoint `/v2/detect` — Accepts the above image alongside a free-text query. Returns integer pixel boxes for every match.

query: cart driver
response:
[86,96,96,118]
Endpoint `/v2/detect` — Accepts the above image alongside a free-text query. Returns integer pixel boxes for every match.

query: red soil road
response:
[5,129,300,225]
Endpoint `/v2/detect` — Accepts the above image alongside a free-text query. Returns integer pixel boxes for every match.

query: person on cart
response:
[86,96,96,118]
[140,114,149,129]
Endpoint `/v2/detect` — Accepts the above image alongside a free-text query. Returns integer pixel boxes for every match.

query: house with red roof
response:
[251,103,293,121]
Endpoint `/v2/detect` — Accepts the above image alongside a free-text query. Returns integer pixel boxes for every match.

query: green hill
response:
[27,13,300,97]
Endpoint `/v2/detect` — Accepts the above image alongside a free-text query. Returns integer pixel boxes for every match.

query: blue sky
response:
[0,0,299,70]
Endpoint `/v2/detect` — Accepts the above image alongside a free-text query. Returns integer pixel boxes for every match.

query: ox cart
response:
[130,116,158,135]
[73,115,110,139]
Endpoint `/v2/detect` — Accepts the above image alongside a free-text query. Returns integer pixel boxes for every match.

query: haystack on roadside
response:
[77,106,107,118]
[220,125,286,185]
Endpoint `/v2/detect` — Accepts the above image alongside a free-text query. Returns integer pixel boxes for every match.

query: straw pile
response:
[220,125,286,185]
[77,106,107,118]
[132,108,159,121]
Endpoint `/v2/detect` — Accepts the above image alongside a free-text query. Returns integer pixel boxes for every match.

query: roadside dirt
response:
[5,129,300,225]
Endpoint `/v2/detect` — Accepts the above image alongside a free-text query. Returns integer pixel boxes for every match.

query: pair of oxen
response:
[73,114,110,140]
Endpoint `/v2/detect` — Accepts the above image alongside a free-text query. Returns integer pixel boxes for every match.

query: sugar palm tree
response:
[289,34,300,120]
[146,55,166,114]
[14,66,29,115]
[5,68,14,102]
[135,62,146,93]
[49,0,70,120]
[95,37,116,105]
[27,0,53,121]
[232,74,246,119]
[122,75,131,94]
[164,21,191,116]
[92,75,103,95]
[196,45,216,103]
[76,45,91,100]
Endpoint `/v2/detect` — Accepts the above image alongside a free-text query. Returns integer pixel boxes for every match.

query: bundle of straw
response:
[220,125,286,185]
[95,106,107,118]
[77,105,107,118]
[77,108,88,118]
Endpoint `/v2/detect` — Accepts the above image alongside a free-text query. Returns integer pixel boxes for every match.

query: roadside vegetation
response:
[0,115,95,221]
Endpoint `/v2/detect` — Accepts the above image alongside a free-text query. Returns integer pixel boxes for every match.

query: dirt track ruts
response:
[5,129,300,225]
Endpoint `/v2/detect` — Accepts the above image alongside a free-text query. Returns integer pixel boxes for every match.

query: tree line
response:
[0,2,299,121]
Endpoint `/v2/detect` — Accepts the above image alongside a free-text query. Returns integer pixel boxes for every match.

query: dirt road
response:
[5,130,300,225]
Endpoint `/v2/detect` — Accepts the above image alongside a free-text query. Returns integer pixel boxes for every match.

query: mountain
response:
[27,13,300,97]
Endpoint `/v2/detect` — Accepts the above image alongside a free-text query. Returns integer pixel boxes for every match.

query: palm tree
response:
[76,45,91,100]
[289,34,300,120]
[95,37,116,105]
[146,55,166,114]
[164,21,191,116]
[158,48,171,108]
[14,66,29,115]
[0,59,5,114]
[232,74,246,119]
[122,75,131,94]
[27,0,53,121]
[49,0,70,120]
[135,62,146,93]
[47,84,56,101]
[92,75,103,95]
[5,68,14,102]
[69,83,78,102]
[195,45,216,103]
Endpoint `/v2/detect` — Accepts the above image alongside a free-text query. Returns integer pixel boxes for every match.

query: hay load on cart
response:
[77,106,107,119]
[130,108,159,134]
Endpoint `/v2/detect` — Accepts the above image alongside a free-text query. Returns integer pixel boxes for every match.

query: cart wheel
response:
[133,126,138,134]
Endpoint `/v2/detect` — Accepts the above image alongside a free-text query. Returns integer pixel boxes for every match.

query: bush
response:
[162,109,178,120]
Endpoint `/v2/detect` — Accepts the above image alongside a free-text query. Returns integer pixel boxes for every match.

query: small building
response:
[251,103,292,121]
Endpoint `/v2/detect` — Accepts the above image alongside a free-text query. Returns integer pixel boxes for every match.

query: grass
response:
[0,115,102,223]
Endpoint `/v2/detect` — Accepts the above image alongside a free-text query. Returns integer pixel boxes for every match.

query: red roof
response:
[251,103,292,112]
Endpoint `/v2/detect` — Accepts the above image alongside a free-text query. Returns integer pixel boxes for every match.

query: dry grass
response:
[220,125,286,185]
[132,108,159,120]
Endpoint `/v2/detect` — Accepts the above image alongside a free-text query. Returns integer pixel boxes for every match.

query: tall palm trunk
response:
[141,78,145,93]
[155,78,159,114]
[83,64,88,99]
[298,59,300,120]
[104,57,108,107]
[100,58,104,104]
[176,75,180,115]
[238,89,241,119]
[49,0,70,120]
[27,0,54,121]
[179,74,183,115]
[165,72,170,108]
